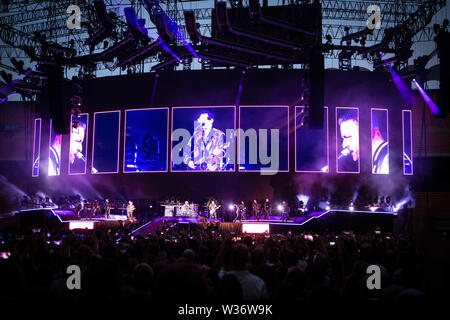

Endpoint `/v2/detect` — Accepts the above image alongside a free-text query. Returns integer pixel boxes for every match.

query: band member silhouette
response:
[263,198,271,219]
[252,200,261,221]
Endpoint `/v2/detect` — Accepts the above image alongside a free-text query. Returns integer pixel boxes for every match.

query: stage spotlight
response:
[277,204,283,211]
[84,0,115,47]
[184,10,200,44]
[249,0,262,18]
[124,7,148,40]
[325,201,331,211]
[413,78,441,116]
[349,202,354,211]
[369,206,377,212]
[228,204,234,210]
[216,1,229,32]
[153,12,175,42]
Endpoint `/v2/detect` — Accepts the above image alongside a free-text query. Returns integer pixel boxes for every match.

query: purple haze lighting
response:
[381,56,412,105]
[412,79,440,116]
[158,40,182,63]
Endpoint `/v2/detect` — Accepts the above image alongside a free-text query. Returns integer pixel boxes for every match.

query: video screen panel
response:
[239,106,289,173]
[336,107,360,173]
[402,110,413,175]
[124,108,169,172]
[92,111,120,174]
[171,106,235,172]
[69,114,89,175]
[48,119,62,176]
[32,118,41,177]
[296,107,328,172]
[371,109,389,174]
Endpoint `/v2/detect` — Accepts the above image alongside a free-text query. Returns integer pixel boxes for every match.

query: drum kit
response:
[162,201,199,217]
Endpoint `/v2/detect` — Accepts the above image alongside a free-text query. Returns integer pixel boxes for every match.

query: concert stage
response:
[132,209,398,236]
[0,208,138,232]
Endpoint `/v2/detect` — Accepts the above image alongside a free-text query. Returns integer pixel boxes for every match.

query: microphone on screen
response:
[76,151,98,173]
[75,151,86,162]
[337,147,351,160]
[320,147,351,172]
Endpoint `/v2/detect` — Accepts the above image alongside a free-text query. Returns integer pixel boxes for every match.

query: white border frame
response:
[238,105,290,173]
[32,118,41,177]
[371,108,389,175]
[336,107,360,174]
[170,105,236,173]
[123,107,169,173]
[68,113,89,176]
[48,119,61,176]
[402,110,414,175]
[91,110,121,174]
[295,106,329,173]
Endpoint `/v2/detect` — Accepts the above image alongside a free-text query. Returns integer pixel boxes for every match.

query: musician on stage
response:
[232,201,242,222]
[181,201,190,216]
[280,201,290,222]
[208,200,221,221]
[74,200,82,218]
[86,200,94,219]
[262,198,271,220]
[126,201,136,219]
[93,200,100,218]
[104,199,111,219]
[183,111,227,171]
[252,199,261,221]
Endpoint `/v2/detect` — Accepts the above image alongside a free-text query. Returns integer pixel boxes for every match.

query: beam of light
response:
[0,64,39,94]
[0,91,16,104]
[141,0,198,59]
[379,52,412,105]
[412,78,441,116]
[158,40,182,63]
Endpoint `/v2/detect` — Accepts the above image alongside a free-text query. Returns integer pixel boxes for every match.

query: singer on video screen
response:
[69,115,87,174]
[337,109,359,173]
[183,111,228,171]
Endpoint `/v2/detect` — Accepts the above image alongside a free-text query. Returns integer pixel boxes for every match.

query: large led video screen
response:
[371,108,389,174]
[336,107,360,173]
[32,118,41,177]
[402,110,413,175]
[238,106,289,173]
[124,108,169,173]
[296,107,328,172]
[48,119,62,176]
[171,106,235,172]
[68,113,89,175]
[92,111,120,174]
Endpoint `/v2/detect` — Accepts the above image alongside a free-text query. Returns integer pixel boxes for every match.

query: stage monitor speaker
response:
[309,50,324,129]
[47,65,69,135]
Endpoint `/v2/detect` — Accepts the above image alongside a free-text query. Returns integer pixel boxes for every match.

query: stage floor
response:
[132,209,397,236]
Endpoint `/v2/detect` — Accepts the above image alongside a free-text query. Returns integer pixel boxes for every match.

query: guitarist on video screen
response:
[183,111,229,171]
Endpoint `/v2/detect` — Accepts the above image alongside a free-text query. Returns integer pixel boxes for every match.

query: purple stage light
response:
[412,79,440,116]
[380,55,412,105]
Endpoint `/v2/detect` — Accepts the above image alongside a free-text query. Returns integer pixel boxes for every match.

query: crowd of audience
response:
[0,222,426,303]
